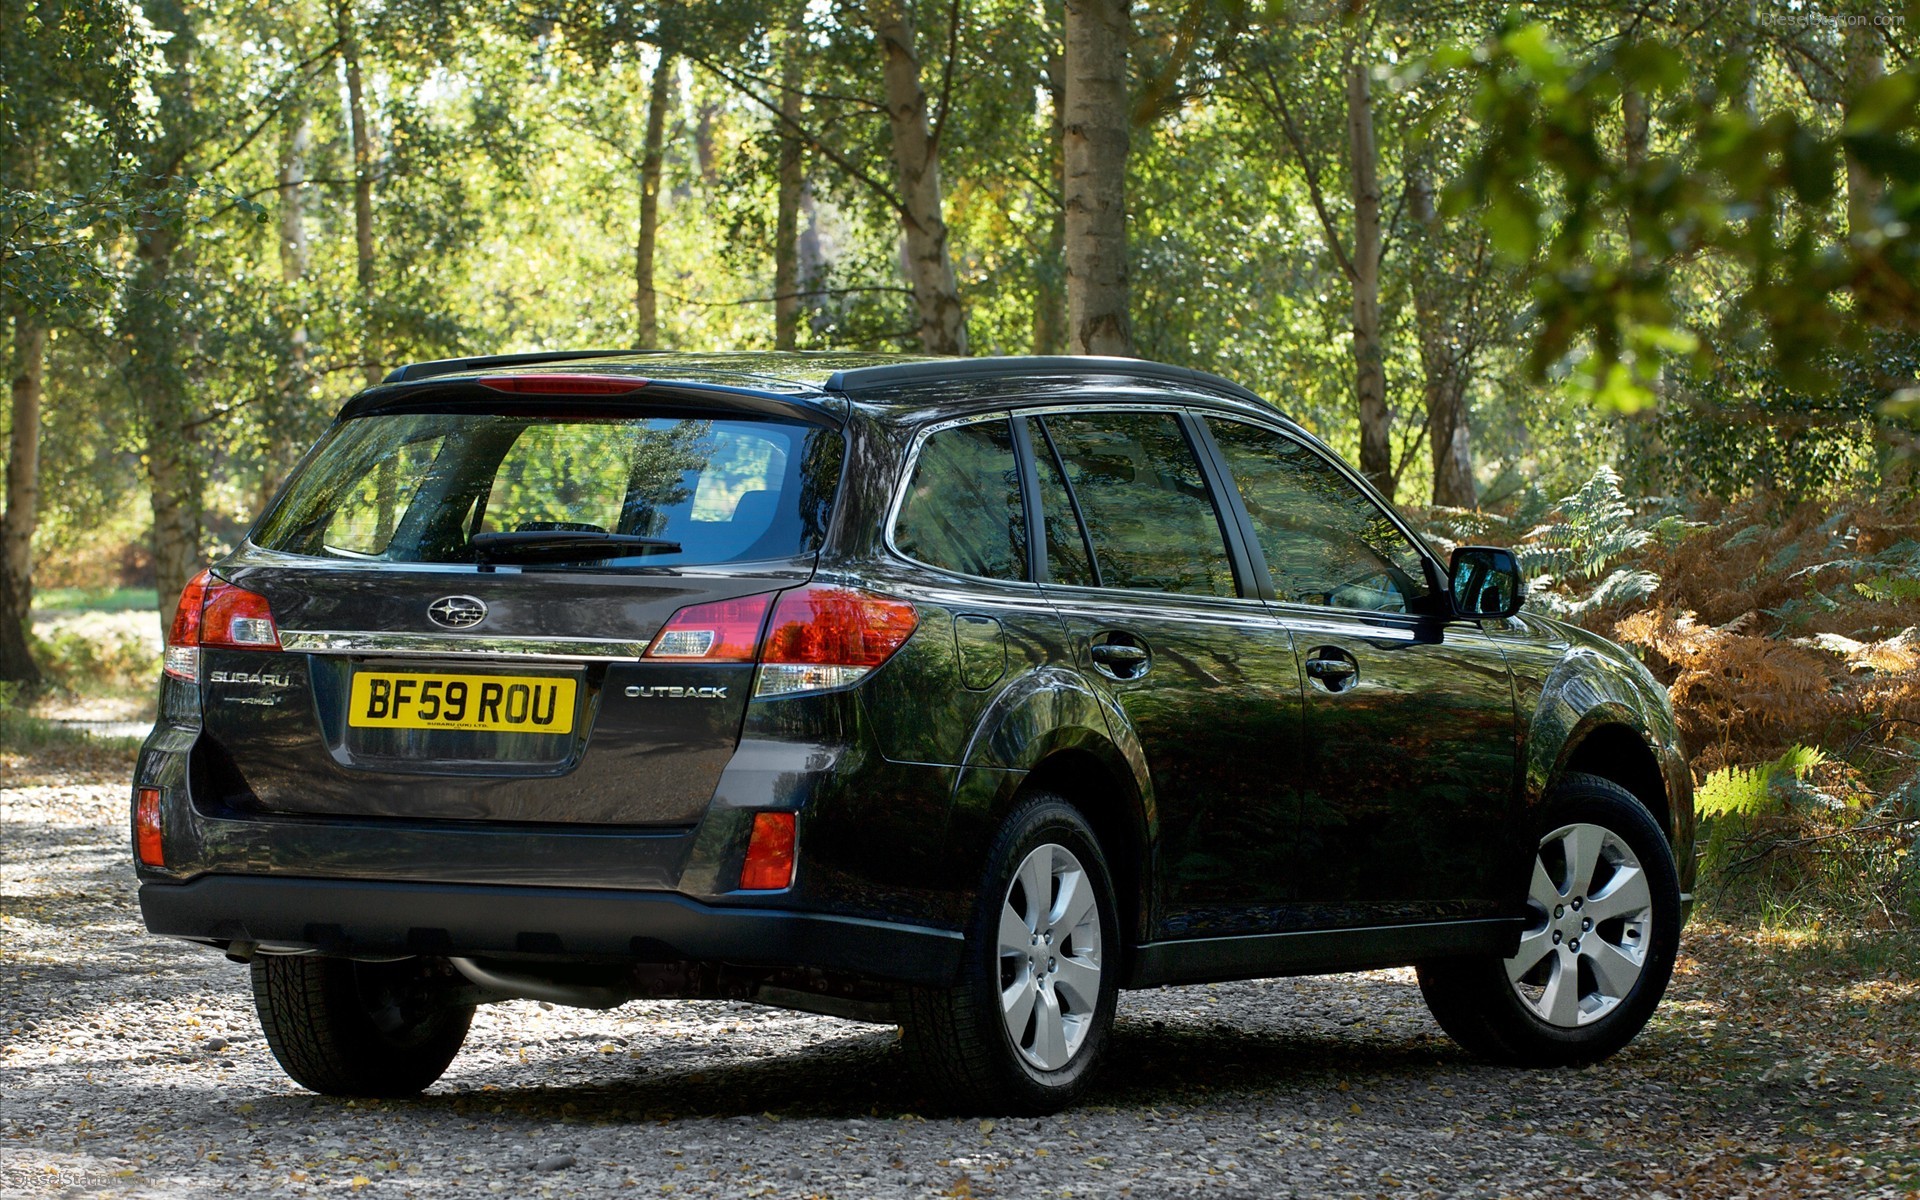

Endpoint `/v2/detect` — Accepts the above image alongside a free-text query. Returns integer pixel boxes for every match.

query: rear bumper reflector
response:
[138,875,963,987]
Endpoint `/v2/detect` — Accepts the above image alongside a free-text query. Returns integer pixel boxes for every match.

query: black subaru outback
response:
[133,352,1694,1113]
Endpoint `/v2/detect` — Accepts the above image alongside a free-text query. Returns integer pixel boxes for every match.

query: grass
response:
[0,696,142,770]
[31,585,160,614]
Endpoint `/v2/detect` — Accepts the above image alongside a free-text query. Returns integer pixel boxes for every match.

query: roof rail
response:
[383,349,654,384]
[825,355,1275,410]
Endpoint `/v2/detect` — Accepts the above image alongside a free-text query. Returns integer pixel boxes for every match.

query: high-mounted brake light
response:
[478,374,649,395]
[754,585,917,698]
[645,594,776,661]
[164,569,281,682]
[739,812,797,890]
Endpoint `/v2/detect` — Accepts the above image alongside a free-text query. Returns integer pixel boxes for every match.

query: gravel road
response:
[5,757,1917,1199]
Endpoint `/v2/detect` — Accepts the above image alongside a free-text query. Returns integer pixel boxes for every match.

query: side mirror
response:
[1449,546,1526,619]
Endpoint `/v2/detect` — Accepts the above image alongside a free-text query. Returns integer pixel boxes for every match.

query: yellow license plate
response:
[348,671,577,734]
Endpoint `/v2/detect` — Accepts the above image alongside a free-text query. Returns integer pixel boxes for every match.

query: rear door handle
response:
[1304,648,1359,693]
[1089,638,1151,680]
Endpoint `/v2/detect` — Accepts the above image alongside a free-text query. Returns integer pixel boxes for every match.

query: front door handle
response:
[1304,648,1359,693]
[1089,638,1151,681]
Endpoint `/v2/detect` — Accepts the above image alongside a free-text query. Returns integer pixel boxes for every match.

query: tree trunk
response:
[337,0,380,386]
[1,315,44,686]
[1346,57,1390,496]
[773,48,804,351]
[265,107,313,514]
[1844,18,1911,488]
[1844,21,1885,235]
[874,0,966,355]
[1033,54,1068,355]
[126,224,203,634]
[1618,83,1673,493]
[1063,0,1130,356]
[278,110,312,282]
[693,99,720,185]
[636,53,672,349]
[1407,174,1476,509]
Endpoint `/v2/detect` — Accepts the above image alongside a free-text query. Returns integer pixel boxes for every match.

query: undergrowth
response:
[0,681,139,758]
[1418,472,1920,929]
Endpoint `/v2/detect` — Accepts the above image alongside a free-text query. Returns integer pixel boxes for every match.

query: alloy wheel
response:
[997,842,1104,1071]
[1507,821,1654,1027]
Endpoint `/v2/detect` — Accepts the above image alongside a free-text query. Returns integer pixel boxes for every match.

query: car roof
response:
[361,351,1283,422]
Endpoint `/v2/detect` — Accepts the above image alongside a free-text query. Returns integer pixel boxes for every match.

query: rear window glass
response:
[253,412,842,569]
[892,417,1028,580]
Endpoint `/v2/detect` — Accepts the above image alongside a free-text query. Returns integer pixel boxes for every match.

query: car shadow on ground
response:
[112,1006,1484,1125]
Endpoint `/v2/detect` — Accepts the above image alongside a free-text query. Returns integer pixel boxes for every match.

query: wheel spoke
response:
[1054,867,1096,934]
[1539,954,1582,1026]
[1561,824,1605,899]
[1506,927,1555,984]
[1528,856,1564,908]
[1001,969,1038,1032]
[1053,955,1101,1011]
[1029,986,1068,1070]
[1585,938,1645,999]
[1018,847,1054,927]
[999,899,1033,956]
[1586,867,1651,922]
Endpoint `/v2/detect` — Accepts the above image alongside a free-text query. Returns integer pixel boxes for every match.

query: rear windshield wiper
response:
[470,530,682,567]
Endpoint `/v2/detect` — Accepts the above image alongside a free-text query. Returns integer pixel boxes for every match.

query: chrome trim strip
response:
[1267,614,1420,643]
[280,631,648,661]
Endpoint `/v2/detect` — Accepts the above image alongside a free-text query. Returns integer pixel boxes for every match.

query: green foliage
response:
[1426,18,1920,432]
[1513,466,1664,621]
[1698,744,1831,819]
[0,679,140,754]
[29,622,159,701]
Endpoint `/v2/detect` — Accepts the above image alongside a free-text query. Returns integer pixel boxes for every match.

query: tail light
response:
[645,594,776,661]
[739,812,797,890]
[134,787,164,867]
[754,585,918,698]
[164,569,281,682]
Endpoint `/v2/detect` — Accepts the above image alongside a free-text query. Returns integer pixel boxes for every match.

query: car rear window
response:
[252,412,843,568]
[892,417,1028,580]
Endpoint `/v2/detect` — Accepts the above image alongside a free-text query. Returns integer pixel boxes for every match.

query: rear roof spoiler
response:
[384,350,656,383]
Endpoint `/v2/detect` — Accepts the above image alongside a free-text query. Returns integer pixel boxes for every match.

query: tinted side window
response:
[894,417,1028,580]
[1209,419,1432,613]
[1042,412,1236,597]
[1024,418,1094,587]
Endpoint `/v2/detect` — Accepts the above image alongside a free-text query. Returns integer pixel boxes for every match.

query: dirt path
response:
[4,755,1915,1199]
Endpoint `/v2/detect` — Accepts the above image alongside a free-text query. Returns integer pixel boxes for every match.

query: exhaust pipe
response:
[447,957,630,1009]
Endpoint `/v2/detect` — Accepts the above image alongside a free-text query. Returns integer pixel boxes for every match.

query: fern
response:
[1697,744,1829,818]
[1511,466,1664,620]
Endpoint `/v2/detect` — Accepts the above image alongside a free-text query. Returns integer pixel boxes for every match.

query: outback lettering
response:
[623,685,729,699]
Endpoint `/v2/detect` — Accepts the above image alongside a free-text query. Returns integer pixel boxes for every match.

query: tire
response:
[902,792,1121,1115]
[1417,772,1681,1067]
[250,954,473,1097]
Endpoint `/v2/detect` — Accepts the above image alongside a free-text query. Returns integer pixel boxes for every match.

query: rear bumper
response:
[139,874,965,987]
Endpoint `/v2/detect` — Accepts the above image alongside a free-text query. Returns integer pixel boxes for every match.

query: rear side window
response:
[1025,418,1094,587]
[253,412,842,569]
[1041,412,1237,597]
[893,417,1028,580]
